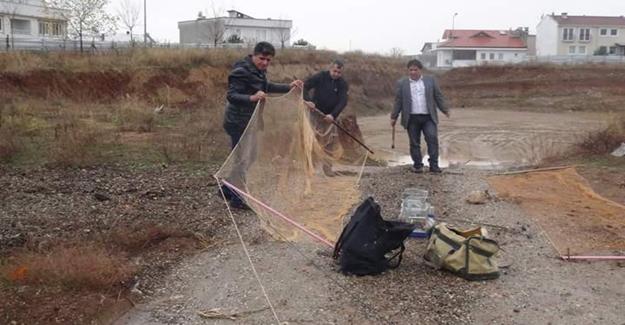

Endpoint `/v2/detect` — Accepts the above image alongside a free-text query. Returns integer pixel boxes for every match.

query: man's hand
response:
[324,114,335,123]
[443,111,451,118]
[390,118,397,127]
[250,91,266,102]
[304,101,316,111]
[290,80,304,89]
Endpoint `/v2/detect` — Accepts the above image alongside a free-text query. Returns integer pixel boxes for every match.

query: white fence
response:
[528,55,625,65]
[0,35,261,52]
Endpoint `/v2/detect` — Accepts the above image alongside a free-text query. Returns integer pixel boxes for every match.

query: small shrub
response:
[48,117,107,166]
[577,116,625,155]
[1,245,136,291]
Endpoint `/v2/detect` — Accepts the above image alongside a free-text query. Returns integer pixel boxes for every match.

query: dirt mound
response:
[440,65,625,111]
[488,167,625,255]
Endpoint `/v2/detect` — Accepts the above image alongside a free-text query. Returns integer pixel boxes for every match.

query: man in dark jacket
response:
[221,41,302,208]
[223,41,303,148]
[303,59,349,123]
[303,60,349,176]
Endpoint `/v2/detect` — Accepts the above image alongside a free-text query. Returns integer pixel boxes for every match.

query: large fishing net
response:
[214,88,369,244]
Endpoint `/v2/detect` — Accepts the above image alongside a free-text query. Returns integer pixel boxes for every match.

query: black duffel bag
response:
[332,197,417,275]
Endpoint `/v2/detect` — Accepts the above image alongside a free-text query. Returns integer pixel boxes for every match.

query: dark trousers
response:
[407,114,439,168]
[221,122,247,204]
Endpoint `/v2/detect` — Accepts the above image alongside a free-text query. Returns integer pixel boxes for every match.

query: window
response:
[569,46,576,54]
[578,46,586,54]
[609,46,617,54]
[579,28,590,41]
[38,21,63,36]
[498,53,503,60]
[480,53,486,60]
[563,28,574,41]
[0,17,3,32]
[489,53,494,60]
[611,29,618,36]
[600,29,607,36]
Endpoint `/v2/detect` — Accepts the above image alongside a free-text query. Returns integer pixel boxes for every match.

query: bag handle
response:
[332,220,359,259]
[386,243,406,269]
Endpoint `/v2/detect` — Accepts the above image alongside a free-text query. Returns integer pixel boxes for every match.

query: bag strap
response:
[386,243,406,269]
[332,220,359,259]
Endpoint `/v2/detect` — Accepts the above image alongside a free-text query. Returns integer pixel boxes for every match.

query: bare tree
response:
[116,0,140,45]
[389,47,404,58]
[47,0,117,52]
[274,19,296,49]
[201,2,225,47]
[1,1,20,49]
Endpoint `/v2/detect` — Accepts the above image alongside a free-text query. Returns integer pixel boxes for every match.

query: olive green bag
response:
[424,223,500,281]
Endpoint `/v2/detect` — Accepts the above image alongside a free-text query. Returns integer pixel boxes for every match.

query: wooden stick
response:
[391,124,396,149]
[495,165,575,176]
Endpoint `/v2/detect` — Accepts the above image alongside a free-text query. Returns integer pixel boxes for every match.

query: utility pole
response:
[451,12,458,67]
[143,0,147,46]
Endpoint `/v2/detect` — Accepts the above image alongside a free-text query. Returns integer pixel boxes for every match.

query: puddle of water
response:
[379,150,515,170]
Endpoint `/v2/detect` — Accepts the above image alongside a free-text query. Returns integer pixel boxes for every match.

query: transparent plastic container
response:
[402,188,428,200]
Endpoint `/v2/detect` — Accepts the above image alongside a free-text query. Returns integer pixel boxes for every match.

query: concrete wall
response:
[0,0,67,38]
[536,15,559,56]
[437,48,527,67]
[179,17,291,47]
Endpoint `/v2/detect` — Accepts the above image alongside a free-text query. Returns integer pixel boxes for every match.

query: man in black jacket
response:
[303,59,349,176]
[223,41,303,148]
[221,41,302,208]
[303,59,348,123]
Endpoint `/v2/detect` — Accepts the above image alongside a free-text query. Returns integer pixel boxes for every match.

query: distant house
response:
[432,28,533,68]
[536,13,625,56]
[178,10,292,48]
[0,0,67,41]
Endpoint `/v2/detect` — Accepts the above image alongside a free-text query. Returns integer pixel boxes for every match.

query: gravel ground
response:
[3,163,624,325]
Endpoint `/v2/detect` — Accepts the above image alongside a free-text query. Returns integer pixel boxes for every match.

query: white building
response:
[432,29,532,68]
[178,10,292,48]
[536,13,625,57]
[0,0,67,41]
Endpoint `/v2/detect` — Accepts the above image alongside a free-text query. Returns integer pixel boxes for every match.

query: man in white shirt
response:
[390,59,450,173]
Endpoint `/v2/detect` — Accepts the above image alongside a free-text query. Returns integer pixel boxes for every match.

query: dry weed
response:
[1,245,136,291]
[577,116,625,155]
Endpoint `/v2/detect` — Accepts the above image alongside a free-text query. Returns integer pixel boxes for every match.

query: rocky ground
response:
[113,164,625,325]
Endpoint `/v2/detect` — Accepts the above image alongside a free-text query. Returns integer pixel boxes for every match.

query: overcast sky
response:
[107,0,625,54]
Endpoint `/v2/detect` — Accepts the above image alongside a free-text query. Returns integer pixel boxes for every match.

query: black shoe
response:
[429,166,442,173]
[412,166,424,173]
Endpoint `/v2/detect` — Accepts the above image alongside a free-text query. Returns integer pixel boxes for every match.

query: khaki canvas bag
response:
[424,223,500,281]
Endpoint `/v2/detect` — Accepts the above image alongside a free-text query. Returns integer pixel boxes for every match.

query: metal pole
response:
[451,13,457,67]
[143,0,147,46]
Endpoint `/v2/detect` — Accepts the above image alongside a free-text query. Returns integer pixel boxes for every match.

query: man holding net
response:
[221,41,303,209]
[303,59,349,176]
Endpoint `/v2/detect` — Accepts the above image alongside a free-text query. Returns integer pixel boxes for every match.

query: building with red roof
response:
[536,13,625,57]
[431,28,533,68]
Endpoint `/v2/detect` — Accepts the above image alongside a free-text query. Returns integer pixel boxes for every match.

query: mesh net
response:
[215,89,369,244]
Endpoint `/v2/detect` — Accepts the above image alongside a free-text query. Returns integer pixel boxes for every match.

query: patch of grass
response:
[1,245,136,291]
[116,98,156,132]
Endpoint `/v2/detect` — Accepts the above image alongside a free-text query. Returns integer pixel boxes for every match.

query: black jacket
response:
[303,71,349,118]
[223,55,291,129]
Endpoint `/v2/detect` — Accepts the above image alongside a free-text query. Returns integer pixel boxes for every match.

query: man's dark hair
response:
[253,41,276,56]
[331,59,344,68]
[407,59,423,69]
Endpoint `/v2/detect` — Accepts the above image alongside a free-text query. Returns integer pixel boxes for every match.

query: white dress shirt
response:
[409,77,428,115]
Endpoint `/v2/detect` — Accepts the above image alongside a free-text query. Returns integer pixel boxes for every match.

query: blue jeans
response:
[407,114,439,168]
